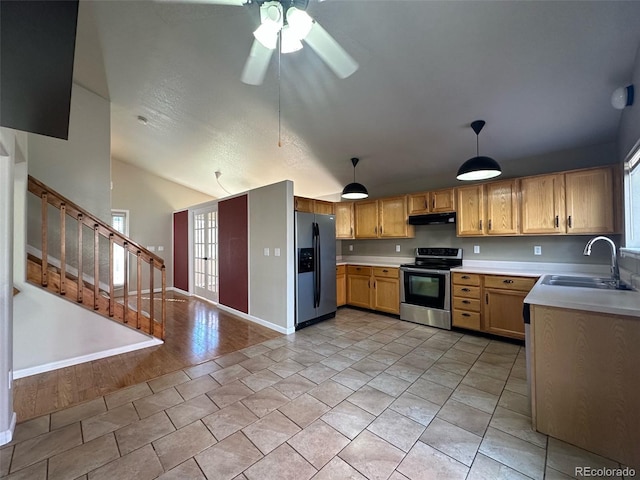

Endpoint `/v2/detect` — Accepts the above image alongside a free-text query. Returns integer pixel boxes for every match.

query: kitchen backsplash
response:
[339,224,620,265]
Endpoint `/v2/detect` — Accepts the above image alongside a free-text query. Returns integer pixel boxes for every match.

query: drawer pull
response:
[555,215,559,228]
[568,215,572,228]
[461,313,471,317]
[503,279,514,284]
[382,269,388,273]
[461,275,470,279]
[461,288,471,292]
[462,300,471,304]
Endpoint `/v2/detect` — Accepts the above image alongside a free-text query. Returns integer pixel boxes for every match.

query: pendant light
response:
[457,120,502,181]
[341,157,369,199]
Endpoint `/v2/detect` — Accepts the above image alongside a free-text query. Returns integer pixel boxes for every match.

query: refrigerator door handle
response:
[317,223,322,307]
[313,222,319,308]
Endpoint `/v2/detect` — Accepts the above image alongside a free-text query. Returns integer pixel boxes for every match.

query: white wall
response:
[618,42,640,160]
[248,181,295,332]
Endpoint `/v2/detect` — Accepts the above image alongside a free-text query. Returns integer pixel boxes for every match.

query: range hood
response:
[408,212,456,225]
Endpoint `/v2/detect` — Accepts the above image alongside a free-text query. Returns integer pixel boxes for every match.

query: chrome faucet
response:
[583,236,620,287]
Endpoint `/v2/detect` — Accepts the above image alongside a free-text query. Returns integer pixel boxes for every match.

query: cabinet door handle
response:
[486,293,489,304]
[503,279,514,284]
[488,219,492,230]
[374,281,376,288]
[462,300,471,304]
[380,226,383,235]
[568,215,572,228]
[555,215,559,228]
[350,227,353,236]
[368,280,371,288]
[461,313,471,317]
[374,226,377,234]
[479,220,483,231]
[461,288,470,292]
[424,199,428,210]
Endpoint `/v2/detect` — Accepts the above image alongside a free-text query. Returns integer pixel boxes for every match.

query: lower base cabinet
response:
[452,272,537,340]
[336,265,346,307]
[346,265,400,314]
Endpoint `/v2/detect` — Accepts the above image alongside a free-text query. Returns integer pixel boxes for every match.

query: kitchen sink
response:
[541,275,634,290]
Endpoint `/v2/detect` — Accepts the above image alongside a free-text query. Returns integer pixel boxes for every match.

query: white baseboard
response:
[216,304,295,335]
[168,287,191,296]
[13,338,163,379]
[0,412,16,446]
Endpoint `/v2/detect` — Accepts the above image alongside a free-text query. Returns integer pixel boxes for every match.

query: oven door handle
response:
[401,267,450,275]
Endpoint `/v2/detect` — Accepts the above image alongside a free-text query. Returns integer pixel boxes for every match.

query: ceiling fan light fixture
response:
[457,120,502,181]
[341,157,369,199]
[253,22,279,49]
[281,25,303,53]
[286,7,313,40]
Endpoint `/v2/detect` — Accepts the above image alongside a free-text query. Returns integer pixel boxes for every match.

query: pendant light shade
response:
[457,120,502,181]
[342,157,369,199]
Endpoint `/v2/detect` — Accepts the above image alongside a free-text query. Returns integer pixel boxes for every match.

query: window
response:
[624,143,640,249]
[111,210,129,286]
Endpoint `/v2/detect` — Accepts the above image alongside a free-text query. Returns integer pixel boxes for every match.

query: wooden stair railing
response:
[27,175,166,340]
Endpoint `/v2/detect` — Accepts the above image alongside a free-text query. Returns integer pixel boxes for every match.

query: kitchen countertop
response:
[525,274,640,318]
[451,260,609,277]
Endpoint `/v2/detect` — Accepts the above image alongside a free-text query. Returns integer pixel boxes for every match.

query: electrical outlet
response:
[157,245,164,252]
[395,244,401,253]
[473,245,480,254]
[263,247,269,256]
[534,245,542,255]
[147,246,155,252]
[274,248,281,257]
[349,244,354,252]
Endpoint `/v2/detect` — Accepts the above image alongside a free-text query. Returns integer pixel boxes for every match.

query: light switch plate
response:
[274,248,281,257]
[534,245,542,255]
[157,246,164,252]
[349,244,354,252]
[264,247,270,256]
[147,246,155,252]
[395,244,401,253]
[473,245,480,254]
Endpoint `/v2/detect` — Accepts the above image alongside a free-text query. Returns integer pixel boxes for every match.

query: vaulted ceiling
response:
[73,0,640,199]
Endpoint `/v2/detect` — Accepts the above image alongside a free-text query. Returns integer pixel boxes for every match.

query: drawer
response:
[452,272,480,286]
[452,309,481,330]
[483,275,537,292]
[453,285,480,298]
[347,265,372,276]
[373,267,398,278]
[453,296,481,312]
[336,265,346,275]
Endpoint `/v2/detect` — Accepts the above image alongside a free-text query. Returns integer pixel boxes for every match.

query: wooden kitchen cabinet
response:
[346,266,372,308]
[336,265,346,306]
[565,167,614,234]
[335,202,354,239]
[408,188,455,215]
[520,173,565,234]
[452,272,536,340]
[456,185,485,236]
[294,196,334,215]
[483,275,537,340]
[485,180,518,235]
[354,196,413,239]
[372,267,400,314]
[346,265,400,314]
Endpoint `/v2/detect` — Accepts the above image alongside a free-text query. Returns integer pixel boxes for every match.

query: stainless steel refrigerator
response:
[295,212,337,329]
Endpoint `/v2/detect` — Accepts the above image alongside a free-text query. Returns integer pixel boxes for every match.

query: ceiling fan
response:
[168,0,359,85]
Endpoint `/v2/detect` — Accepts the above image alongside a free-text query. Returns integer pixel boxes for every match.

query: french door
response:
[193,206,218,302]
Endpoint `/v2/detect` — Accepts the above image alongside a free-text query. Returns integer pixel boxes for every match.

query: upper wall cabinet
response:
[408,188,456,215]
[335,202,354,239]
[354,196,414,239]
[294,196,334,215]
[520,167,616,235]
[456,180,518,236]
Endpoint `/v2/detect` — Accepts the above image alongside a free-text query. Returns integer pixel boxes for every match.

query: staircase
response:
[26,175,166,340]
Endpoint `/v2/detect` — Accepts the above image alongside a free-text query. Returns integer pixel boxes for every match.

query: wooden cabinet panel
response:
[294,196,315,213]
[408,193,430,215]
[452,272,480,286]
[335,202,354,239]
[456,185,485,236]
[354,200,379,238]
[452,284,480,298]
[336,265,346,307]
[379,196,411,238]
[452,310,481,330]
[431,188,455,213]
[373,276,400,314]
[347,265,372,276]
[314,200,334,215]
[520,174,565,234]
[483,289,527,339]
[483,275,536,291]
[372,267,398,279]
[486,180,518,235]
[347,272,372,308]
[565,167,614,234]
[453,297,481,312]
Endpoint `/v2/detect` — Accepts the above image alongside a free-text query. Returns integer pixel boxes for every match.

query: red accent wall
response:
[173,210,189,291]
[218,195,248,313]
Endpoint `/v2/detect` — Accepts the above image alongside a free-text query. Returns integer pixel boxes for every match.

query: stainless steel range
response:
[400,248,463,329]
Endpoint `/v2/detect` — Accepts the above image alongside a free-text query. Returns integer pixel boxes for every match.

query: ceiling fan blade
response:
[303,20,358,79]
[156,0,249,5]
[241,39,274,85]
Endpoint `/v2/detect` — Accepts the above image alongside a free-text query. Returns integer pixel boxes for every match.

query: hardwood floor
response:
[12,291,282,422]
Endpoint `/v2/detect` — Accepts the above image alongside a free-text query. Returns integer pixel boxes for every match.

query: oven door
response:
[400,267,449,310]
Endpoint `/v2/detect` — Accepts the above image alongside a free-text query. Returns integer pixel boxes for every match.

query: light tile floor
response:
[0,308,631,480]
